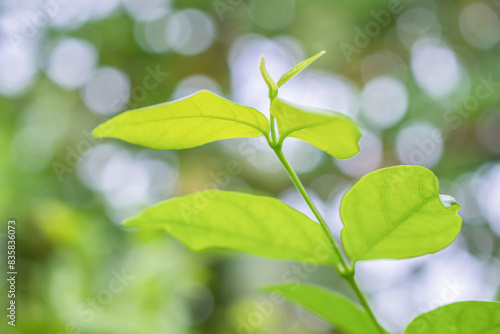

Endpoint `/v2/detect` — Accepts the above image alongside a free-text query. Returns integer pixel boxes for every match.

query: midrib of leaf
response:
[351,193,437,261]
[106,114,269,136]
[277,117,340,146]
[140,219,320,258]
[277,51,326,87]
[196,97,267,134]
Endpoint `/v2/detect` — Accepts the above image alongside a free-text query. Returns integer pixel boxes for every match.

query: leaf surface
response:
[93,90,270,150]
[403,301,500,334]
[259,57,278,100]
[277,50,326,87]
[263,284,379,334]
[124,190,339,265]
[271,98,361,158]
[341,166,462,262]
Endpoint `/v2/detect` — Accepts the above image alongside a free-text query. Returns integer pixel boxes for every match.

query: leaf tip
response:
[259,285,274,293]
[92,125,104,138]
[259,56,269,76]
[439,194,461,210]
[121,220,133,227]
[122,218,141,228]
[92,119,115,138]
[259,56,278,99]
[259,285,291,297]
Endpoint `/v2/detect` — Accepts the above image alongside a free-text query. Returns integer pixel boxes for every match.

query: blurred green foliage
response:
[1,0,499,333]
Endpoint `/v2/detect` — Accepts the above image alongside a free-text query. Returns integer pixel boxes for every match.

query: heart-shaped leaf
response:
[124,190,339,265]
[93,90,270,150]
[403,301,500,334]
[271,98,361,158]
[341,165,462,262]
[263,284,380,334]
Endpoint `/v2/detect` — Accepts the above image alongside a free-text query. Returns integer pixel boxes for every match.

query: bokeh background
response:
[1,0,500,333]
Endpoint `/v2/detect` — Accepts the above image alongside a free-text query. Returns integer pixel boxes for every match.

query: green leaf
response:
[271,98,361,159]
[260,57,278,100]
[263,284,379,334]
[340,165,462,262]
[124,190,339,265]
[93,90,270,150]
[277,50,326,87]
[403,301,500,334]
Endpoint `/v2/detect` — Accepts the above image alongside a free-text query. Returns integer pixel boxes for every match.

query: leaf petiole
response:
[270,115,278,146]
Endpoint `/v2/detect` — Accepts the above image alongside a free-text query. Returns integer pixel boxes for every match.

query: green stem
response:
[273,147,348,273]
[345,274,388,334]
[270,115,277,145]
[272,146,387,334]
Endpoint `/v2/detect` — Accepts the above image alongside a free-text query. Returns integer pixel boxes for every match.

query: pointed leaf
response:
[341,166,462,262]
[403,301,500,334]
[260,57,278,100]
[93,90,270,150]
[271,98,361,159]
[124,191,339,265]
[263,284,379,334]
[277,50,326,87]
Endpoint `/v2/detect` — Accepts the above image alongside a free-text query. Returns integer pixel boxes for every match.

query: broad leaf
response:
[341,166,462,262]
[260,57,278,100]
[93,90,270,150]
[403,301,500,334]
[263,284,379,334]
[277,50,326,87]
[271,98,361,159]
[124,190,339,265]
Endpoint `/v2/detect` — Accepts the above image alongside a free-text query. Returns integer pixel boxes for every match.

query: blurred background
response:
[1,0,500,333]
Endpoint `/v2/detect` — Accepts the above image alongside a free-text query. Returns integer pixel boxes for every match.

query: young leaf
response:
[403,301,500,334]
[263,284,379,334]
[341,166,462,262]
[93,90,270,150]
[259,57,278,100]
[271,98,361,159]
[277,50,326,87]
[124,190,339,265]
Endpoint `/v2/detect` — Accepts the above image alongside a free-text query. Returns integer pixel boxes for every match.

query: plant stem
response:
[272,146,387,334]
[270,115,278,145]
[273,147,348,273]
[345,274,388,334]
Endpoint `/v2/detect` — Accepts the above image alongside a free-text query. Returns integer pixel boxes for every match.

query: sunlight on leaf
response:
[124,190,339,265]
[403,301,500,334]
[277,50,326,87]
[263,284,379,334]
[271,98,361,158]
[93,90,270,150]
[259,57,278,100]
[341,165,462,262]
